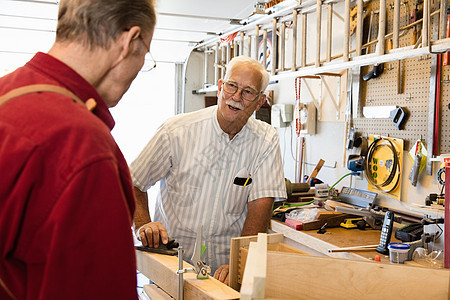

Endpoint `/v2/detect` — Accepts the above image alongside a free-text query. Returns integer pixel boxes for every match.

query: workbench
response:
[270,219,402,262]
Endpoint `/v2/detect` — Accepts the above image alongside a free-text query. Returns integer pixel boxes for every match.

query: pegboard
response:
[351,0,450,153]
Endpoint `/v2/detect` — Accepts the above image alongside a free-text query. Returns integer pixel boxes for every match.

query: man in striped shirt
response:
[131,56,286,284]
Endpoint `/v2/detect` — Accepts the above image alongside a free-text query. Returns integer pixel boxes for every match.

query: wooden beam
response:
[263,29,268,69]
[136,250,240,300]
[316,0,322,67]
[254,25,259,60]
[326,3,333,62]
[378,0,386,56]
[343,0,350,61]
[247,31,252,58]
[292,9,298,71]
[240,31,244,56]
[393,0,400,48]
[356,0,363,55]
[423,0,430,47]
[280,22,286,71]
[272,18,278,75]
[214,42,219,83]
[301,13,307,67]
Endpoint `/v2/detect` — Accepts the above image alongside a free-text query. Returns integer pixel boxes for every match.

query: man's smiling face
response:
[216,62,266,134]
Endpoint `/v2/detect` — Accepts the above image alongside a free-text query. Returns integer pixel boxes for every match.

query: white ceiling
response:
[0,0,267,72]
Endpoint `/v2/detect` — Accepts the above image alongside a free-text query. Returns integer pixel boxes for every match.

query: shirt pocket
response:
[224,184,251,215]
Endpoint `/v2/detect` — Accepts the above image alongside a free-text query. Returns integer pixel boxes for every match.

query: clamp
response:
[176,226,211,300]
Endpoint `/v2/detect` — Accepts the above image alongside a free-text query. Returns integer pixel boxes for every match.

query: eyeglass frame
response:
[221,80,263,102]
[137,35,156,72]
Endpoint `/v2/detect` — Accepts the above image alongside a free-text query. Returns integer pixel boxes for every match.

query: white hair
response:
[224,56,270,92]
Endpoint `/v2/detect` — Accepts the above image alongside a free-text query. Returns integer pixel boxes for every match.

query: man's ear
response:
[119,26,142,59]
[254,93,267,111]
[217,79,224,98]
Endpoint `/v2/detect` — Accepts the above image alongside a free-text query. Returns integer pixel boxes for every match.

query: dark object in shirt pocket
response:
[233,177,252,186]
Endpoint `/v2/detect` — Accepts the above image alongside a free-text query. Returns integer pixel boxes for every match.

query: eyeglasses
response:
[222,81,262,102]
[138,36,156,72]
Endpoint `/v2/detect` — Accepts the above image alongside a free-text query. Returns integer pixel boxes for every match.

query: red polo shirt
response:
[0,53,137,299]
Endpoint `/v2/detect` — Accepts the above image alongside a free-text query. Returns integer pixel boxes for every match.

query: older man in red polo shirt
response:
[0,0,156,299]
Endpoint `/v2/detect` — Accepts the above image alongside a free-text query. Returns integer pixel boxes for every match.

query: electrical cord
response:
[328,172,360,190]
[276,200,314,210]
[364,137,401,192]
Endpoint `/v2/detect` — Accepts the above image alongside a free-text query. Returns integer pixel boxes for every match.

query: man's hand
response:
[214,264,230,285]
[136,222,168,248]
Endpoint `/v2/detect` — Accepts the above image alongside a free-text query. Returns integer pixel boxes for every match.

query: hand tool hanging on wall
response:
[363,11,384,81]
[363,105,409,129]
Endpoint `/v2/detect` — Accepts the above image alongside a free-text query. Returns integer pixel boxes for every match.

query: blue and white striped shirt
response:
[130,106,286,272]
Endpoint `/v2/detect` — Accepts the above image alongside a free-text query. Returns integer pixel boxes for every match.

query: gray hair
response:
[56,0,156,49]
[224,56,270,92]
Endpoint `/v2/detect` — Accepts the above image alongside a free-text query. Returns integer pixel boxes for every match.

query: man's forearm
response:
[241,197,274,236]
[133,186,151,230]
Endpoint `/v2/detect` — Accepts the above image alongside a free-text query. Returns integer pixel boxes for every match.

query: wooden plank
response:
[343,0,350,61]
[214,42,219,84]
[423,0,429,47]
[306,158,325,183]
[264,252,450,299]
[393,0,400,49]
[272,18,278,75]
[240,233,267,299]
[356,0,363,55]
[301,13,307,67]
[229,233,283,291]
[315,0,322,67]
[280,22,286,71]
[247,31,252,58]
[263,29,268,70]
[378,0,386,56]
[254,26,259,60]
[326,3,333,62]
[292,9,298,71]
[143,284,174,300]
[240,31,244,56]
[136,250,240,300]
[237,243,309,285]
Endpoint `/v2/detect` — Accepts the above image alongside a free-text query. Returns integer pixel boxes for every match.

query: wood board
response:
[264,252,450,299]
[240,233,268,299]
[228,233,284,291]
[233,232,450,299]
[136,250,240,300]
[143,284,174,300]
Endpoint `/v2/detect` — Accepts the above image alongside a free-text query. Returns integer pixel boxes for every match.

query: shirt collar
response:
[27,52,115,130]
[211,105,248,141]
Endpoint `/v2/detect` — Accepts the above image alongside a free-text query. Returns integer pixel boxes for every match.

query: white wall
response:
[111,62,175,164]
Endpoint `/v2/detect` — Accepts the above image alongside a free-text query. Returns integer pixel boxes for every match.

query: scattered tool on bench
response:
[136,237,179,256]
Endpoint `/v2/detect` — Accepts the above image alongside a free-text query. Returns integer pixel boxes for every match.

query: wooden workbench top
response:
[270,219,402,262]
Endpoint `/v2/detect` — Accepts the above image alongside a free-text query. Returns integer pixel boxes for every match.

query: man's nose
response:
[231,88,244,101]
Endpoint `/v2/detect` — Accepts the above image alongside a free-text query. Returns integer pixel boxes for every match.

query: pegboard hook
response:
[443,75,450,83]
